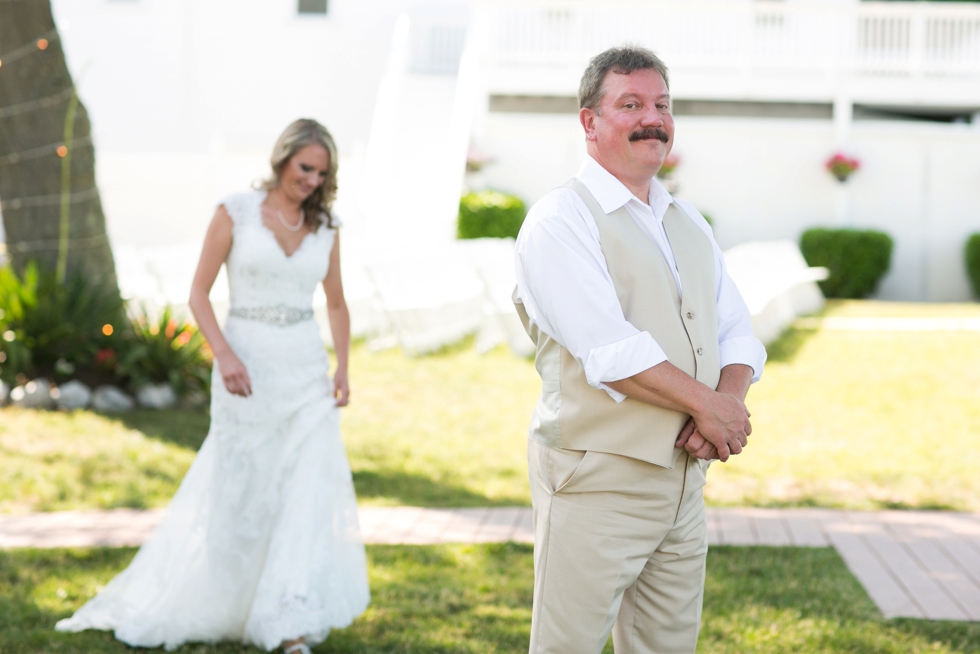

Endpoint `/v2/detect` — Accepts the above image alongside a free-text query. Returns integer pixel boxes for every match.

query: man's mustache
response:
[628,127,669,143]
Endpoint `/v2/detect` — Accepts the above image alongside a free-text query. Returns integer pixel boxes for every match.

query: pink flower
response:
[658,153,681,177]
[826,152,860,182]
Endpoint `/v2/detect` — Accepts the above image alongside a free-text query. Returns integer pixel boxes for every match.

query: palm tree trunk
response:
[0,0,119,294]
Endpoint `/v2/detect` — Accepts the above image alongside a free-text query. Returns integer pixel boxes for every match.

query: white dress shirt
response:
[515,155,766,402]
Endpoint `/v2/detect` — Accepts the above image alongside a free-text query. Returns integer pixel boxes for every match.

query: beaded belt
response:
[228,305,314,327]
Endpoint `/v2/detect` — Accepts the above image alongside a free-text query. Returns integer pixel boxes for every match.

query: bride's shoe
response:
[284,643,312,654]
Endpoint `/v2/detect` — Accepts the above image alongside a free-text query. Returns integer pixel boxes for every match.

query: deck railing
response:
[482,1,980,78]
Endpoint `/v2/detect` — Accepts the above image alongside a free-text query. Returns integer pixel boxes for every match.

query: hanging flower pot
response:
[657,152,680,193]
[825,152,860,183]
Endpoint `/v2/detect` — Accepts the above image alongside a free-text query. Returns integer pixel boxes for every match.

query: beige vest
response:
[516,178,721,468]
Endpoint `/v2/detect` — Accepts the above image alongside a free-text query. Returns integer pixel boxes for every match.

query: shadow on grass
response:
[352,469,528,508]
[3,545,978,653]
[0,547,263,653]
[703,546,980,653]
[708,495,964,513]
[116,409,211,452]
[1,544,535,654]
[874,499,964,512]
[764,326,820,364]
[112,410,527,508]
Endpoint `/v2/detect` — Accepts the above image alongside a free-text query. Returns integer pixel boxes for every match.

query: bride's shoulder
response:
[217,190,265,227]
[323,209,343,231]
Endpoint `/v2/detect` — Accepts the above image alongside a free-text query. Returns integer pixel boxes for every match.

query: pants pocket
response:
[544,446,588,494]
[551,449,591,494]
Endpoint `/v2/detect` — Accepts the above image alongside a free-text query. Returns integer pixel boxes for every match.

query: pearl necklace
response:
[277,208,304,232]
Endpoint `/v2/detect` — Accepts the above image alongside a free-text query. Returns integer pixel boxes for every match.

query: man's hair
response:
[578,45,670,114]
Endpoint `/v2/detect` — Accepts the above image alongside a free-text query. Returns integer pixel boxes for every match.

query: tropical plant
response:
[0,262,125,385]
[800,228,894,299]
[118,305,212,396]
[457,190,527,240]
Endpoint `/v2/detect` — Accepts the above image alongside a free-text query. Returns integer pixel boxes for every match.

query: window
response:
[298,0,327,14]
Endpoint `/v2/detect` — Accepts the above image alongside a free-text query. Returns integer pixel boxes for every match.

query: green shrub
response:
[799,228,894,299]
[966,233,980,300]
[118,305,212,397]
[457,190,526,239]
[0,262,125,385]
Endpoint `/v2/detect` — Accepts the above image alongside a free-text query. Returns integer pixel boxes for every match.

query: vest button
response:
[686,311,695,319]
[696,347,704,355]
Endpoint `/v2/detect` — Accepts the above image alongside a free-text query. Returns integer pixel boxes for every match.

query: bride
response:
[56,119,370,653]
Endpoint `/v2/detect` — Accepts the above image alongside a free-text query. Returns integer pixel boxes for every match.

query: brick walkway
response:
[2,507,977,622]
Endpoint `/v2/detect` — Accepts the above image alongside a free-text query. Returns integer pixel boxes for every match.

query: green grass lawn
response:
[341,341,537,507]
[1,299,978,513]
[3,544,978,653]
[0,408,204,513]
[705,300,980,512]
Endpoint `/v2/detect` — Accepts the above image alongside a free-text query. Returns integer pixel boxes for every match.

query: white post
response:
[832,94,853,226]
[833,95,852,149]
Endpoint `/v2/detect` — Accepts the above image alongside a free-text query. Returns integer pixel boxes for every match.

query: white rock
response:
[92,385,135,413]
[0,380,8,405]
[136,382,177,409]
[11,379,54,409]
[56,380,92,410]
[181,389,209,409]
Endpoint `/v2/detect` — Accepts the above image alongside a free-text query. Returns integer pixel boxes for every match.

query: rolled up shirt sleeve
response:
[516,190,668,402]
[586,332,668,402]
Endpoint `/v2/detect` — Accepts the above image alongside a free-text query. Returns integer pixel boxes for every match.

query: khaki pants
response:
[527,439,709,654]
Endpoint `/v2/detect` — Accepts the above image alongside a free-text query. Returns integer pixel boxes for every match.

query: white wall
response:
[51,0,415,248]
[480,113,980,301]
[39,0,980,302]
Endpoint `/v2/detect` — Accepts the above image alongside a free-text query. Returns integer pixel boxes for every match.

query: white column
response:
[832,95,853,226]
[833,95,852,149]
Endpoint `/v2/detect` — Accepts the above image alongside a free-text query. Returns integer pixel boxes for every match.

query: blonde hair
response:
[261,118,339,229]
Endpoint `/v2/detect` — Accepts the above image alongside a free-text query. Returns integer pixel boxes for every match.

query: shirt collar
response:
[576,155,675,220]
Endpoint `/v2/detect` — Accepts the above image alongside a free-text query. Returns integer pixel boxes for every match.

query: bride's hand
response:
[217,351,252,397]
[333,368,350,407]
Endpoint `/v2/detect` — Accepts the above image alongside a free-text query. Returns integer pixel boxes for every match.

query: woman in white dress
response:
[56,119,370,653]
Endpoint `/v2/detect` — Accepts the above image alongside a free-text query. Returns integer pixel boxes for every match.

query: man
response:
[514,45,767,653]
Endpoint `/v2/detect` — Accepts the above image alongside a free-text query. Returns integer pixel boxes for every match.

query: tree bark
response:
[0,0,119,293]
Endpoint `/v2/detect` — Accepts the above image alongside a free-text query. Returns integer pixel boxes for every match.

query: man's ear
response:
[580,108,598,142]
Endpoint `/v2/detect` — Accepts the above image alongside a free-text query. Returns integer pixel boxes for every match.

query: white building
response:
[41,0,980,311]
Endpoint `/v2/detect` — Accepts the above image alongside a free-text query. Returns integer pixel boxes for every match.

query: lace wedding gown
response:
[56,191,370,651]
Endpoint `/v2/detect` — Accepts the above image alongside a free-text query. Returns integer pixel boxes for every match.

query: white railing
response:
[411,22,468,74]
[483,1,980,78]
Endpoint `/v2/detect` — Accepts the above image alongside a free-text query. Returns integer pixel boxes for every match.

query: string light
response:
[0,26,108,275]
[0,28,58,69]
[1,233,108,254]
[0,87,75,119]
[0,136,91,166]
[0,186,98,211]
[102,324,113,336]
